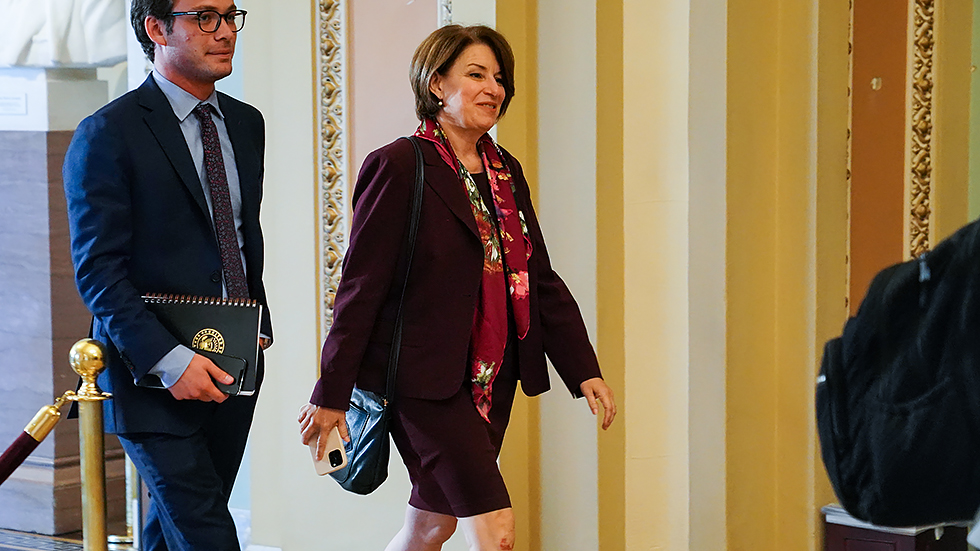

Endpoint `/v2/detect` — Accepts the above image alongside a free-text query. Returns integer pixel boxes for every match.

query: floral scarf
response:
[415,119,531,422]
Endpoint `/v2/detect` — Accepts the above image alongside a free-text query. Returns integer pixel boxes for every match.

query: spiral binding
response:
[142,293,258,308]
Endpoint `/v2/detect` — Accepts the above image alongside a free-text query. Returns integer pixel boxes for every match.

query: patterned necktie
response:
[192,103,249,298]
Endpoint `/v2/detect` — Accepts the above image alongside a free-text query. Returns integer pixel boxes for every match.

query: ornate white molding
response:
[439,0,453,26]
[314,0,348,342]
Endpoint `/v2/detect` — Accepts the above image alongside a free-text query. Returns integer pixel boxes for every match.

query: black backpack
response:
[816,219,980,527]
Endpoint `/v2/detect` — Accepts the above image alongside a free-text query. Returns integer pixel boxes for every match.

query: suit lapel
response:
[219,94,260,220]
[419,141,479,239]
[138,76,211,221]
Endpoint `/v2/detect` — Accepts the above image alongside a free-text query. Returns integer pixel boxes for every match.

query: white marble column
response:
[0,67,125,535]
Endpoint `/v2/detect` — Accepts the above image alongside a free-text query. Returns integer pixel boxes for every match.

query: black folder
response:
[137,294,262,395]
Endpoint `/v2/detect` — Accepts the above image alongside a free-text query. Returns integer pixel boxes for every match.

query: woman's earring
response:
[438,99,444,107]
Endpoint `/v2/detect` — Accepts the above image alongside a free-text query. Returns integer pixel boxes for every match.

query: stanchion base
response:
[107,536,135,551]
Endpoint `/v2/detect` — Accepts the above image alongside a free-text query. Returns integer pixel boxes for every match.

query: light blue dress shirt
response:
[147,71,247,388]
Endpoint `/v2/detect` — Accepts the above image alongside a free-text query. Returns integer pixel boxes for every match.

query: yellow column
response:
[813,2,851,548]
[496,2,541,550]
[932,0,972,240]
[726,1,848,550]
[596,0,625,549]
[496,0,538,195]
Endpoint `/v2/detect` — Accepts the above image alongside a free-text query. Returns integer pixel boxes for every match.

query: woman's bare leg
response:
[385,505,458,551]
[458,507,515,551]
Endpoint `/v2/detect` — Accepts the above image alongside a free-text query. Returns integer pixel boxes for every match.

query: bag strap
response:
[382,136,425,407]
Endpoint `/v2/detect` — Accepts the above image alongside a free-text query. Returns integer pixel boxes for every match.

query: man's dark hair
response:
[131,0,174,62]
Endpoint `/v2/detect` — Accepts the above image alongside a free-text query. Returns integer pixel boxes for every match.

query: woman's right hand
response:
[298,404,350,461]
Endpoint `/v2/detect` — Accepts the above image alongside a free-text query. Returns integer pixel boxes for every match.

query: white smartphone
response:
[309,425,348,476]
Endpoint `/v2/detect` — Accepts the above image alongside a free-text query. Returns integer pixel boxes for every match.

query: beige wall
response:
[240,1,853,550]
[350,0,436,177]
[243,1,414,549]
[452,1,495,27]
[242,1,476,549]
[239,1,320,548]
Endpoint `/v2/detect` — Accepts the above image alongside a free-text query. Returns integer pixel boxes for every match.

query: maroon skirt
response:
[389,344,518,518]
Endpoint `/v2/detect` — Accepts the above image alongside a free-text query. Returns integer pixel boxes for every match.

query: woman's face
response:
[429,43,505,137]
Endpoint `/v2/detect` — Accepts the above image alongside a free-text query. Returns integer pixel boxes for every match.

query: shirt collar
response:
[152,71,224,122]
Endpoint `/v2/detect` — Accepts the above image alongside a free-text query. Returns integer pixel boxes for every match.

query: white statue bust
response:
[0,0,126,67]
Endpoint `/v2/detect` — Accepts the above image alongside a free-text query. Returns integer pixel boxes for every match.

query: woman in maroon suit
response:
[299,25,616,551]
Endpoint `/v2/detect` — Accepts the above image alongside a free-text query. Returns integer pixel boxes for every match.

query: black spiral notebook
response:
[137,294,262,396]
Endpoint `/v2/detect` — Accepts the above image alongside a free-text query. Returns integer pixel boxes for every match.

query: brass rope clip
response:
[23,391,74,442]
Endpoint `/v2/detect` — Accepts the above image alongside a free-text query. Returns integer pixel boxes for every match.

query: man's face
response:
[153,0,238,92]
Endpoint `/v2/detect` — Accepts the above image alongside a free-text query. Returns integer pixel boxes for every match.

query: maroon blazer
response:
[310,137,601,410]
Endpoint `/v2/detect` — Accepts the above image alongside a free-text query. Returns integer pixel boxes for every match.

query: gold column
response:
[929,0,972,243]
[496,2,541,551]
[726,0,849,549]
[68,339,112,551]
[596,0,625,549]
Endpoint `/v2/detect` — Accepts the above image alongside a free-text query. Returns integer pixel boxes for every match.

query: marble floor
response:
[0,527,135,551]
[0,530,82,551]
[0,509,246,551]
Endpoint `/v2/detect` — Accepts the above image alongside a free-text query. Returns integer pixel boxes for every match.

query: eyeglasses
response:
[170,9,247,33]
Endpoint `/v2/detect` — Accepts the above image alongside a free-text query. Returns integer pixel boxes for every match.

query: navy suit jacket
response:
[311,137,601,410]
[63,75,272,436]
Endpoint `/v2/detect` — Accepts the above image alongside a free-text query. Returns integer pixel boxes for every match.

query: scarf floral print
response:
[415,119,531,422]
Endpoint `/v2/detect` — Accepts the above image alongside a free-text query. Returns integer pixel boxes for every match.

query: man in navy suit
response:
[63,0,271,548]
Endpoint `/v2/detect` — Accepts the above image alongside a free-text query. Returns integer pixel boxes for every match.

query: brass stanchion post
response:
[68,339,112,551]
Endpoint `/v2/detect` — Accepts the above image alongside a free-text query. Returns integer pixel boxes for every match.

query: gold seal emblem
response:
[192,328,225,354]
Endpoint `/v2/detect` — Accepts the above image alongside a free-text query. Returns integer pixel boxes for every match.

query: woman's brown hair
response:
[410,25,516,121]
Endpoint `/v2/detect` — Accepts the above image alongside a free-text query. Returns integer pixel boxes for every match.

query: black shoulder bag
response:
[329,136,424,495]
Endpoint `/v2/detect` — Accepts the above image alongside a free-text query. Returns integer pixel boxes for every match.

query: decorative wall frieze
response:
[908,0,934,258]
[314,0,348,341]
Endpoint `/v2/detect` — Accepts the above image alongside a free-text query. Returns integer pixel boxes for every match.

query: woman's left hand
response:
[580,377,617,430]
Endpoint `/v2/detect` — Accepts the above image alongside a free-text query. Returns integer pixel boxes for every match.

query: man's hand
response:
[168,354,233,402]
[298,404,349,461]
[580,377,617,430]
